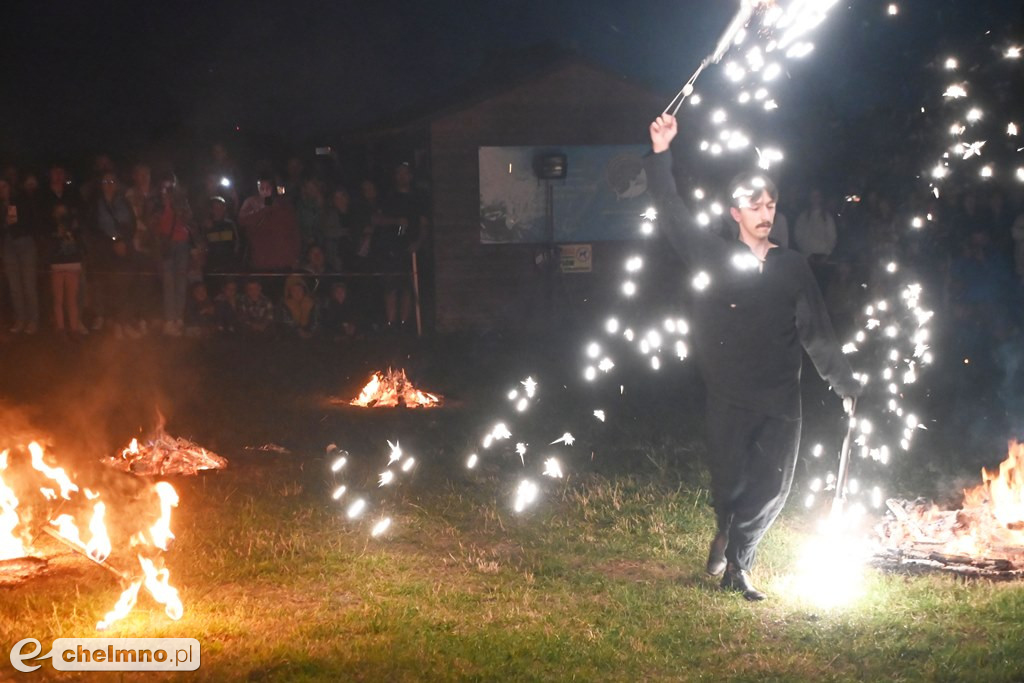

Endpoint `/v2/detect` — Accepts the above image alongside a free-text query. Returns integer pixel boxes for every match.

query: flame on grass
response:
[0,440,184,630]
[348,369,442,408]
[0,450,26,560]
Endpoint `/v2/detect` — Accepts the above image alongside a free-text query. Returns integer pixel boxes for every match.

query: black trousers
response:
[705,395,801,571]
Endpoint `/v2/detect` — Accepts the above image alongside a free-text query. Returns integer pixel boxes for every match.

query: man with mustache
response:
[645,114,860,600]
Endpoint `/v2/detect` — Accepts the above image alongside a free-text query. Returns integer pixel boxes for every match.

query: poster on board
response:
[479,145,649,244]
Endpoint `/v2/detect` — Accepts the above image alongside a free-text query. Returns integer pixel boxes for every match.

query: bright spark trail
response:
[322,3,1021,606]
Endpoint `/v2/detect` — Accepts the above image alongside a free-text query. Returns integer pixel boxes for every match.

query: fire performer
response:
[645,114,860,600]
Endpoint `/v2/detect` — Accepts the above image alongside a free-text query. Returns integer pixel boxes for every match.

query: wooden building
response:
[363,58,668,333]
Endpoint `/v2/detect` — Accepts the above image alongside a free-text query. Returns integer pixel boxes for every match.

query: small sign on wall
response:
[559,244,592,273]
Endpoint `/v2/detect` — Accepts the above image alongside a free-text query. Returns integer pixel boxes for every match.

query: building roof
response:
[345,52,668,140]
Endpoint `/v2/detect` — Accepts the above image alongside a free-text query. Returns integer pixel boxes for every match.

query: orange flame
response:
[96,581,142,631]
[349,369,442,408]
[149,482,178,550]
[0,450,26,561]
[51,514,84,546]
[29,441,78,500]
[139,555,184,621]
[963,440,1024,529]
[85,502,112,563]
[0,439,184,630]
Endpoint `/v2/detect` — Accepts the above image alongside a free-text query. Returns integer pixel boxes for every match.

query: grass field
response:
[1,332,1022,681]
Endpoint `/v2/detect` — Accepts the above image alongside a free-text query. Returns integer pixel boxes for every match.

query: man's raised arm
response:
[643,115,717,267]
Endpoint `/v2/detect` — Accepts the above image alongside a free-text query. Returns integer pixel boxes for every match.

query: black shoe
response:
[705,531,728,576]
[720,565,766,601]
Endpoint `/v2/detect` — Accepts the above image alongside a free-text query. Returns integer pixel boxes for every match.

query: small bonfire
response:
[347,368,442,409]
[875,440,1024,578]
[104,417,227,476]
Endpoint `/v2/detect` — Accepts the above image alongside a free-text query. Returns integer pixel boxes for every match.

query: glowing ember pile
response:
[875,441,1024,577]
[105,432,227,476]
[347,369,442,408]
[0,441,185,628]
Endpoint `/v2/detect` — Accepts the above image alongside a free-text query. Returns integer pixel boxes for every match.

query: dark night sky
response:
[3,0,1021,164]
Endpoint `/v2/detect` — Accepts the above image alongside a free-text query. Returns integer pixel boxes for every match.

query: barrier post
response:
[411,252,423,337]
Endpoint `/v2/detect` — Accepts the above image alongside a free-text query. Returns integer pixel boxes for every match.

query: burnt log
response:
[0,557,49,586]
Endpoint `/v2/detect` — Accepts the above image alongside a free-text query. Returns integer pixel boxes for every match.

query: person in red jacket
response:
[238,175,301,278]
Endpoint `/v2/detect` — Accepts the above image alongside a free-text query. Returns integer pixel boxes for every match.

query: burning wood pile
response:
[874,441,1024,579]
[104,428,227,476]
[0,441,184,628]
[346,368,442,408]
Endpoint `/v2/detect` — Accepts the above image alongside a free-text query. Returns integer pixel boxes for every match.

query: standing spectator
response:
[1,177,41,334]
[322,187,356,272]
[194,172,238,225]
[125,164,155,256]
[296,178,327,249]
[40,163,82,324]
[207,143,240,189]
[152,174,198,336]
[90,170,137,338]
[48,190,87,339]
[125,163,157,333]
[238,176,301,275]
[793,188,837,287]
[373,162,429,332]
[40,164,79,227]
[201,196,241,273]
[79,154,116,205]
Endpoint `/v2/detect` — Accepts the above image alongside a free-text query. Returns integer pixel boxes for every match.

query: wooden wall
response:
[428,62,666,332]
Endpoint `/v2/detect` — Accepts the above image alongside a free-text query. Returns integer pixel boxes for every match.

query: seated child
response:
[238,279,275,334]
[320,281,356,340]
[214,279,240,333]
[279,274,317,339]
[184,282,217,336]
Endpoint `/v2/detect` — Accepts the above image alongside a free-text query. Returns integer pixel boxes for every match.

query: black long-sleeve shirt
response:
[644,150,858,419]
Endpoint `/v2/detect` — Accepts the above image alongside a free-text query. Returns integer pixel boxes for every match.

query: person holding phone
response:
[238,175,301,279]
[1,176,41,334]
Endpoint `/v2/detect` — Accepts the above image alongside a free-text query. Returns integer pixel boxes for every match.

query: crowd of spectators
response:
[0,144,430,342]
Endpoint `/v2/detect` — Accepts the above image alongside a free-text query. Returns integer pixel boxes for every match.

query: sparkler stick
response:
[664,0,761,115]
[41,526,129,582]
[830,396,858,520]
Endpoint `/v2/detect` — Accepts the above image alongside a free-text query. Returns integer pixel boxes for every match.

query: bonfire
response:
[347,368,442,408]
[875,441,1024,577]
[104,421,227,476]
[0,441,184,628]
